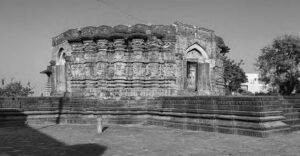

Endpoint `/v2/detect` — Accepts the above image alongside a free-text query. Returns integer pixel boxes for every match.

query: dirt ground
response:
[0,124,300,156]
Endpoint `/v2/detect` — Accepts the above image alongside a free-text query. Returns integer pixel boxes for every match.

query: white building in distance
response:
[241,73,270,93]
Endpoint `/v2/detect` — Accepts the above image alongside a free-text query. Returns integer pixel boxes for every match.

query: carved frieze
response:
[95,62,107,79]
[97,50,107,61]
[71,42,84,52]
[164,63,176,77]
[114,62,126,78]
[133,51,143,62]
[149,51,159,62]
[163,51,173,61]
[96,39,109,50]
[86,52,99,62]
[52,23,223,98]
[84,64,92,79]
[145,63,160,78]
[147,36,163,49]
[84,52,92,62]
[133,63,145,78]
[131,39,145,50]
[113,51,125,61]
[126,63,133,78]
[107,63,115,78]
[113,39,126,50]
[83,40,97,52]
[70,64,85,79]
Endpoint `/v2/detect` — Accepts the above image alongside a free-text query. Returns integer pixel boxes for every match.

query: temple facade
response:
[42,22,225,98]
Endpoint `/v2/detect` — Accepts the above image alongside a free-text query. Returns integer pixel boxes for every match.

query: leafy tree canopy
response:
[216,36,247,94]
[223,56,248,94]
[0,78,34,97]
[216,36,230,55]
[256,35,300,95]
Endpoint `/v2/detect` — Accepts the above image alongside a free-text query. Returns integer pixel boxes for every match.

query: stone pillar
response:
[56,64,66,95]
[40,65,53,96]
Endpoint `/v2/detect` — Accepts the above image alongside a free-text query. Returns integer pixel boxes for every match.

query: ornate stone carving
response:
[114,62,126,78]
[97,39,109,50]
[71,42,84,52]
[126,63,133,78]
[147,36,163,49]
[133,63,145,78]
[107,63,115,78]
[49,22,224,98]
[83,40,97,52]
[97,50,107,61]
[84,53,93,61]
[113,39,126,50]
[70,64,85,79]
[113,51,124,61]
[164,63,176,77]
[72,53,84,63]
[149,51,159,61]
[131,39,145,50]
[146,63,160,78]
[186,50,202,62]
[66,64,72,78]
[133,51,143,61]
[95,62,106,78]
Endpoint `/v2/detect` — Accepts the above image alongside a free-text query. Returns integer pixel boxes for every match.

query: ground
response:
[0,124,300,156]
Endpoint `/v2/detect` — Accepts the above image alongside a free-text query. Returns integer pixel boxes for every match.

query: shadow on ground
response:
[0,110,106,156]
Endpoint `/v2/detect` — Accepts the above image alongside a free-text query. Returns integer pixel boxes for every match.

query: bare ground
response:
[0,124,300,156]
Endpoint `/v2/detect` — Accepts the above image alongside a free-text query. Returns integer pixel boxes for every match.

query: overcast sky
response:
[0,0,300,95]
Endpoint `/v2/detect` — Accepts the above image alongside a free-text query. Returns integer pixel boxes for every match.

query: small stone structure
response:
[41,22,225,98]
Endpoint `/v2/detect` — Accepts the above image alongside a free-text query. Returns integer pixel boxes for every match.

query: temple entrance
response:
[56,48,67,94]
[184,43,209,92]
[187,62,198,91]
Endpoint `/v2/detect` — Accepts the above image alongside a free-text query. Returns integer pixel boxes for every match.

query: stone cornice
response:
[173,21,214,33]
[52,22,214,47]
[52,24,176,46]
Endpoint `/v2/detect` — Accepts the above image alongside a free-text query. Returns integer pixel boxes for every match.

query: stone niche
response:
[42,22,225,99]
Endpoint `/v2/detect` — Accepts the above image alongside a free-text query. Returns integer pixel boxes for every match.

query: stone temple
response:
[41,22,225,98]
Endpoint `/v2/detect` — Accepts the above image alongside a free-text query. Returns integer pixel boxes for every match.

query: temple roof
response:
[52,22,214,46]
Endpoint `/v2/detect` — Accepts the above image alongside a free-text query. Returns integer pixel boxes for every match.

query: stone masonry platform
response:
[0,96,300,137]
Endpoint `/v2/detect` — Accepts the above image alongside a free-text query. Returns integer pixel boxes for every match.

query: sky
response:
[0,0,300,95]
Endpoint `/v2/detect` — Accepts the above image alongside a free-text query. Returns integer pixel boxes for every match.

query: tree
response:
[0,78,34,97]
[256,35,300,95]
[216,36,248,94]
[216,36,230,55]
[223,56,248,94]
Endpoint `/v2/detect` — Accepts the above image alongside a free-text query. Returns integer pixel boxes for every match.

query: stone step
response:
[290,125,300,131]
[283,119,300,126]
[147,119,291,137]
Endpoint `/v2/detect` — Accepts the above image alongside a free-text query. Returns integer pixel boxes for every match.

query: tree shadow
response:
[0,109,106,156]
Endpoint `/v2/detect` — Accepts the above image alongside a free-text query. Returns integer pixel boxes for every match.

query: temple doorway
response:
[56,48,67,94]
[187,62,198,91]
[184,43,209,92]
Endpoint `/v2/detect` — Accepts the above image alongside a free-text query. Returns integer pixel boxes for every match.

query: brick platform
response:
[0,96,299,137]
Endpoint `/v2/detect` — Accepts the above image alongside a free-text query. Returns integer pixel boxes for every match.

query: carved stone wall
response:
[47,22,225,98]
